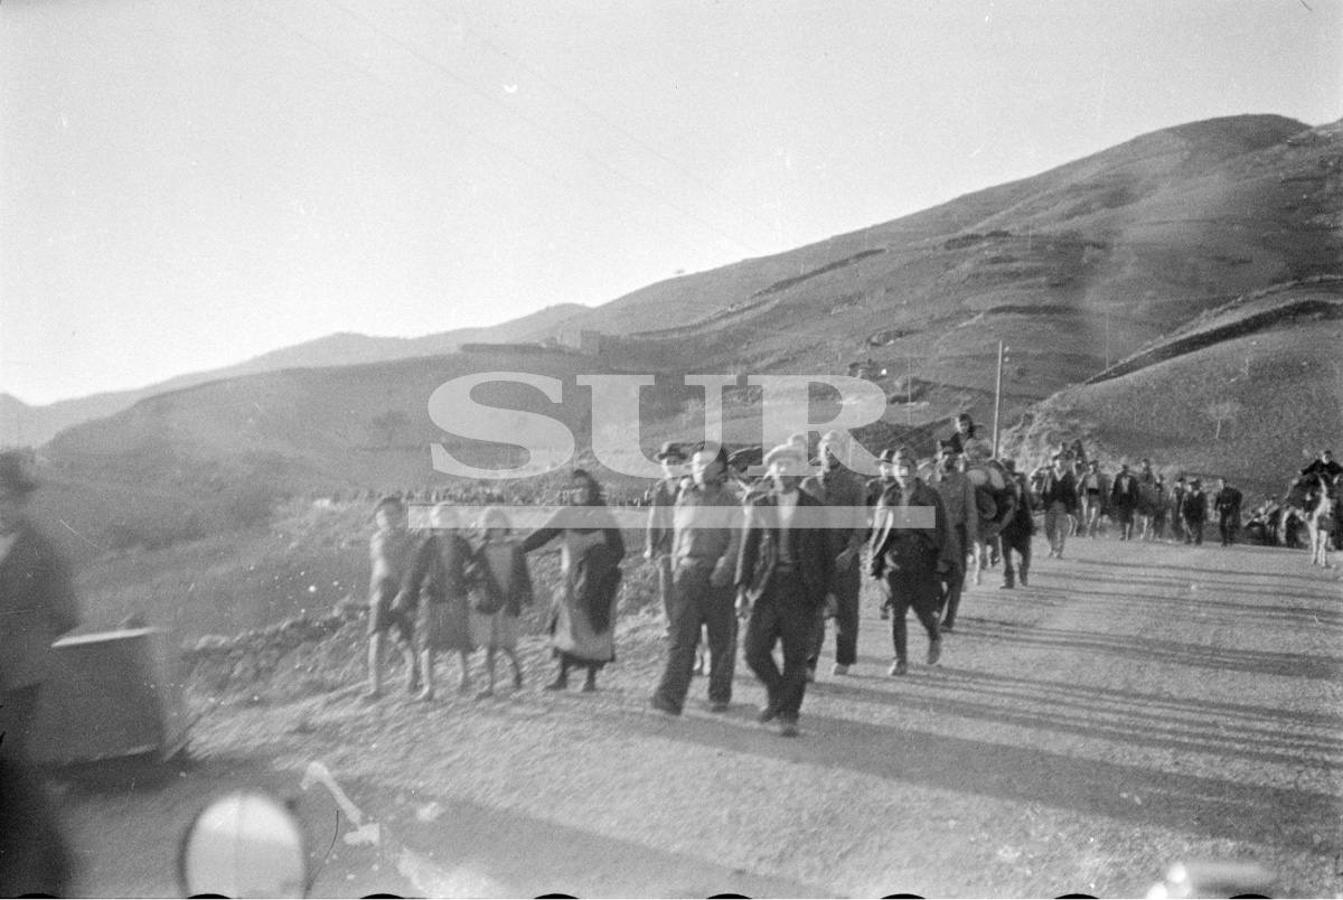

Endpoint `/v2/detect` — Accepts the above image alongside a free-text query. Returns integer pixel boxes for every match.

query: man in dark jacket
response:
[998,460,1035,589]
[1038,454,1079,558]
[801,431,867,678]
[1213,478,1243,547]
[868,446,956,676]
[0,451,80,764]
[644,441,688,629]
[1109,464,1141,541]
[1182,479,1208,546]
[736,442,832,737]
[0,451,78,898]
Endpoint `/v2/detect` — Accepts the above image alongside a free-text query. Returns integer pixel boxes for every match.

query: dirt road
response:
[66,538,1342,897]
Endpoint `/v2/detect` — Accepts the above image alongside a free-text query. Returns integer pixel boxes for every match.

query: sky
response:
[1,0,1339,406]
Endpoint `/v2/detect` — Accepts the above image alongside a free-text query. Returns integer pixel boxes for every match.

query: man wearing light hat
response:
[736,441,832,736]
[801,430,868,677]
[867,446,955,675]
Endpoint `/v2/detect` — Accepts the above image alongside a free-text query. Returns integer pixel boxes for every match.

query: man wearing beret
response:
[801,431,868,678]
[736,443,832,737]
[867,446,955,675]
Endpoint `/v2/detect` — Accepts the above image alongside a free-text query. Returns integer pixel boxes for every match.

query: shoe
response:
[757,703,779,723]
[889,660,908,676]
[1019,573,1028,587]
[831,663,850,676]
[512,672,524,690]
[581,679,597,693]
[708,700,730,713]
[879,607,891,620]
[927,637,942,666]
[999,581,1014,590]
[941,621,954,634]
[543,676,568,691]
[650,695,681,716]
[777,719,799,738]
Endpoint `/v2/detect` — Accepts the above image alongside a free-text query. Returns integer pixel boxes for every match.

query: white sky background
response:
[1,0,1339,405]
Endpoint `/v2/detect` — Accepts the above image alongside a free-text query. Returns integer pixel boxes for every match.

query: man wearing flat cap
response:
[868,446,955,675]
[736,442,831,737]
[650,442,742,715]
[0,451,80,764]
[645,441,689,630]
[801,431,867,678]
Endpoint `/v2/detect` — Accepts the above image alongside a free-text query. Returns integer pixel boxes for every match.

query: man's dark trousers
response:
[882,562,941,663]
[744,575,813,722]
[940,522,968,627]
[1219,514,1238,546]
[1000,525,1032,589]
[807,560,861,669]
[652,559,736,712]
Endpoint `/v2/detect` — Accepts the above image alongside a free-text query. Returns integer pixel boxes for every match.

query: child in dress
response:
[469,507,534,698]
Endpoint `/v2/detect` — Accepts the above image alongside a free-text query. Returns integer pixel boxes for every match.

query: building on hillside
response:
[559,328,604,356]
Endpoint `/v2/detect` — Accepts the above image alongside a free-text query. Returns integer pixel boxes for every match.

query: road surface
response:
[65,537,1342,897]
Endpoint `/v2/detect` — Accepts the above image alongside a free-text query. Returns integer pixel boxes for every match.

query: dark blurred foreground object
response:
[1146,859,1276,898]
[0,756,74,897]
[179,790,308,898]
[28,627,189,771]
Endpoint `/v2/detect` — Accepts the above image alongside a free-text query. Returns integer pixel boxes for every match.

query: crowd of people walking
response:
[358,421,1341,738]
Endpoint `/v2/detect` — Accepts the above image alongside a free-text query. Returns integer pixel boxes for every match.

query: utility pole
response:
[992,341,1006,458]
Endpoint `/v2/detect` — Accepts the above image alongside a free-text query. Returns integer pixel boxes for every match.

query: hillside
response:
[0,303,588,447]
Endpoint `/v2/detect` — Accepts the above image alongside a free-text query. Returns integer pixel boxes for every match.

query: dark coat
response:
[867,478,956,576]
[0,522,79,692]
[1038,469,1079,514]
[735,489,831,606]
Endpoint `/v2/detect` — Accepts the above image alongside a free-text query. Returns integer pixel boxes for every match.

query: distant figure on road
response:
[650,442,742,716]
[468,507,534,698]
[1038,454,1079,559]
[801,431,868,677]
[522,469,626,693]
[365,495,419,699]
[1110,464,1141,541]
[868,446,955,675]
[1213,478,1244,547]
[998,459,1035,589]
[397,502,475,700]
[1182,479,1209,546]
[927,441,978,630]
[736,443,831,736]
[1078,460,1108,539]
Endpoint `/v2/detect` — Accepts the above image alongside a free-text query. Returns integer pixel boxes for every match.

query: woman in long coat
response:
[521,469,625,692]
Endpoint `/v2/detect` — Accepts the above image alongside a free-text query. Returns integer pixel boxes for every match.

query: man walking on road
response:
[644,441,688,631]
[868,446,955,675]
[1182,479,1208,546]
[1214,477,1243,547]
[736,443,831,737]
[928,440,978,631]
[801,431,867,677]
[1038,454,1079,559]
[650,443,742,716]
[998,459,1035,589]
[1079,459,1108,538]
[1110,463,1141,541]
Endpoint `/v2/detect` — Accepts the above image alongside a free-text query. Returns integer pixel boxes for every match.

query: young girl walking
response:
[469,507,534,698]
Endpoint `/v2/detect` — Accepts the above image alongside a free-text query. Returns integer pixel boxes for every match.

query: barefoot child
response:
[469,507,534,698]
